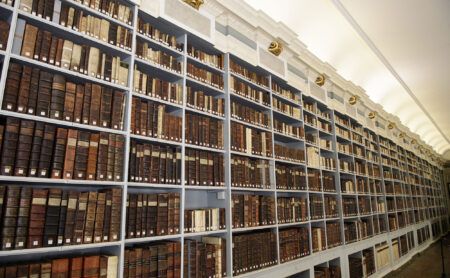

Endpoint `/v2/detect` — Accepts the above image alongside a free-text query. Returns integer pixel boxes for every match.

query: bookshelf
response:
[0,0,448,277]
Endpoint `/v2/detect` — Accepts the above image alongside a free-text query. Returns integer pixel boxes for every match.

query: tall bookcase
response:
[0,0,448,277]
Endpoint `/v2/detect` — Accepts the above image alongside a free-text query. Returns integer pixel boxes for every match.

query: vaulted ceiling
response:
[244,0,450,158]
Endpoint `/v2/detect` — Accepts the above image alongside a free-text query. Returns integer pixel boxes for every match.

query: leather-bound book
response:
[84,191,97,243]
[157,193,168,236]
[70,257,83,278]
[83,256,100,278]
[109,188,121,241]
[16,65,32,113]
[38,124,56,177]
[63,82,76,121]
[21,24,38,58]
[102,190,112,242]
[106,133,115,181]
[40,263,52,278]
[14,120,35,176]
[1,186,20,250]
[82,83,92,124]
[28,263,41,277]
[74,131,90,179]
[87,47,100,78]
[150,145,160,183]
[28,122,44,176]
[16,264,29,278]
[73,84,85,123]
[114,135,124,181]
[51,128,68,178]
[50,74,66,120]
[33,29,43,60]
[2,62,22,111]
[27,67,41,115]
[86,133,99,180]
[36,71,53,117]
[39,31,52,63]
[63,191,78,244]
[51,258,69,278]
[126,194,136,238]
[73,192,88,244]
[90,84,102,126]
[28,188,48,248]
[96,132,109,180]
[111,90,125,130]
[0,187,5,237]
[63,129,78,179]
[70,44,82,72]
[55,38,64,67]
[0,20,9,50]
[48,36,58,65]
[128,141,136,182]
[104,53,112,82]
[158,244,168,277]
[43,188,62,247]
[100,87,113,128]
[61,40,73,70]
[0,117,20,176]
[57,191,68,245]
[4,265,17,277]
[94,192,106,243]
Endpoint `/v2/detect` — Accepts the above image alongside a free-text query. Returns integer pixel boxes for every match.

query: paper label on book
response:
[47,239,53,245]
[17,241,24,247]
[58,239,63,244]
[32,197,47,205]
[33,241,38,246]
[113,235,117,240]
[66,238,71,243]
[76,238,81,243]
[78,202,87,210]
[5,242,11,248]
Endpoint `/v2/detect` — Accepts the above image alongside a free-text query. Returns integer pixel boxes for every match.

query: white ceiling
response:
[244,0,450,156]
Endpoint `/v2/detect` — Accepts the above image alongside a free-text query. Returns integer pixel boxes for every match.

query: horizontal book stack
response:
[185,112,224,149]
[277,196,308,223]
[348,257,363,278]
[312,227,326,252]
[272,98,301,118]
[0,20,9,50]
[326,222,342,248]
[273,119,304,139]
[232,230,277,276]
[187,45,223,69]
[230,155,271,189]
[231,194,275,228]
[279,227,309,263]
[344,222,358,243]
[15,20,129,86]
[0,254,118,277]
[231,122,272,157]
[59,3,132,50]
[230,77,270,106]
[131,97,182,142]
[229,59,269,89]
[275,164,306,190]
[136,40,183,74]
[187,63,224,89]
[133,68,183,104]
[3,63,126,128]
[308,171,321,191]
[0,118,124,180]
[324,196,338,218]
[124,241,181,278]
[274,144,305,163]
[184,237,226,278]
[309,195,324,220]
[138,19,184,51]
[185,149,224,187]
[231,100,270,129]
[186,87,225,116]
[342,197,357,217]
[314,266,341,278]
[0,186,122,250]
[184,208,226,233]
[126,192,180,238]
[323,174,335,192]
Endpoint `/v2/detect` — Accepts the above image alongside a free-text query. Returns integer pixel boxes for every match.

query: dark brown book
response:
[74,131,90,179]
[70,257,83,278]
[157,193,168,236]
[27,67,41,114]
[73,192,88,244]
[111,90,125,130]
[82,83,92,124]
[86,133,99,180]
[64,191,79,245]
[51,128,68,178]
[63,129,78,179]
[0,20,9,51]
[28,188,48,248]
[0,117,20,176]
[106,133,115,181]
[94,192,106,243]
[113,135,124,181]
[28,122,44,176]
[39,31,52,63]
[51,258,69,278]
[73,84,85,123]
[84,191,97,243]
[2,63,22,111]
[43,188,62,247]
[50,74,66,120]
[14,120,35,176]
[109,188,121,241]
[96,132,109,180]
[63,82,76,121]
[16,65,32,113]
[48,36,58,65]
[89,84,102,126]
[57,191,68,245]
[1,186,20,250]
[36,71,53,117]
[14,187,32,249]
[100,87,113,128]
[38,124,56,177]
[102,190,112,242]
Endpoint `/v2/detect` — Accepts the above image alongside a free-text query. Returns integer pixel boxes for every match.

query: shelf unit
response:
[0,0,448,277]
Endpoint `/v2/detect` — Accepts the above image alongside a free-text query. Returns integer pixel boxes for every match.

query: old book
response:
[83,256,100,278]
[55,38,64,67]
[83,191,97,243]
[21,24,38,58]
[109,188,121,241]
[48,36,59,65]
[70,257,83,278]
[2,63,22,111]
[39,31,52,62]
[113,135,124,181]
[61,40,74,69]
[28,122,44,176]
[82,83,92,124]
[63,129,78,179]
[87,47,100,77]
[33,29,43,60]
[111,91,125,130]
[1,186,20,250]
[51,128,68,178]
[51,258,69,278]
[14,120,35,176]
[16,65,32,113]
[89,84,102,126]
[70,44,82,72]
[93,192,106,243]
[12,19,26,55]
[20,0,33,12]
[102,190,112,242]
[63,82,76,121]
[86,133,99,180]
[73,192,88,244]
[73,84,85,123]
[27,67,41,114]
[57,191,68,245]
[28,188,48,248]
[43,188,62,247]
[74,131,90,179]
[36,71,53,117]
[50,74,66,120]
[38,124,56,177]
[96,132,109,180]
[0,118,20,176]
[100,87,113,127]
[63,191,78,244]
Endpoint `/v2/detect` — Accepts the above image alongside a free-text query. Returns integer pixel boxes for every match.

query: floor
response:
[385,233,450,278]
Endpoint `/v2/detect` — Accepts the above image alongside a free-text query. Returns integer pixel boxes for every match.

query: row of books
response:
[310,195,324,220]
[187,45,224,70]
[277,197,308,223]
[273,119,304,139]
[126,193,180,238]
[279,227,309,263]
[137,19,183,51]
[136,41,182,74]
[185,149,225,187]
[186,87,225,116]
[131,98,182,142]
[275,143,305,163]
[59,3,132,50]
[185,112,224,149]
[231,194,275,228]
[187,62,224,89]
[0,255,118,278]
[324,196,338,218]
[230,155,271,189]
[230,77,270,106]
[342,198,358,217]
[231,122,273,157]
[271,82,300,103]
[184,208,226,233]
[315,265,341,278]
[128,142,181,184]
[231,101,270,129]
[125,242,180,278]
[275,164,306,190]
[15,20,129,86]
[230,59,269,89]
[344,222,358,243]
[0,186,121,250]
[3,63,126,129]
[0,118,124,180]
[133,69,183,104]
[308,171,321,191]
[326,222,342,248]
[272,97,301,118]
[185,237,227,278]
